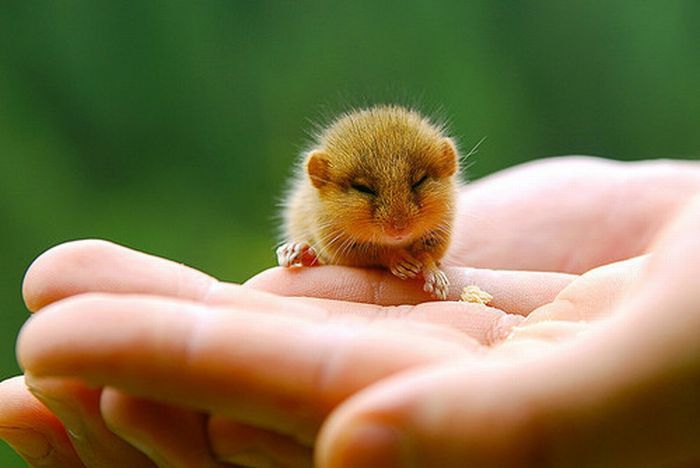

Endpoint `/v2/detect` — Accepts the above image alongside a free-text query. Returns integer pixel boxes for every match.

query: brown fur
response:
[281,105,459,293]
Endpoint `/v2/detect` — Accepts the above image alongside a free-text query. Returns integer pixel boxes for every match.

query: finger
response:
[100,388,228,468]
[22,239,219,312]
[0,376,83,468]
[23,239,573,319]
[17,294,483,443]
[246,265,574,315]
[24,375,154,468]
[20,238,324,320]
[21,237,528,341]
[317,195,700,467]
[208,416,313,467]
[318,352,700,468]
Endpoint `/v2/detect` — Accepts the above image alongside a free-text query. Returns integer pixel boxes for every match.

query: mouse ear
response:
[435,137,458,177]
[306,150,331,188]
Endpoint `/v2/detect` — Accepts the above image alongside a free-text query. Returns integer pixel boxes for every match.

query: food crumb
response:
[460,285,493,305]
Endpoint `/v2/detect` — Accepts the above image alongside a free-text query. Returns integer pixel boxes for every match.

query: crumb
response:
[460,285,493,305]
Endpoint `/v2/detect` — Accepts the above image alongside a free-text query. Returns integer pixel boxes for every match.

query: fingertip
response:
[22,239,119,312]
[0,376,82,467]
[321,362,483,467]
[21,238,219,314]
[17,293,132,375]
[317,363,537,468]
[316,377,413,468]
[16,313,42,374]
[16,301,63,374]
[0,376,46,424]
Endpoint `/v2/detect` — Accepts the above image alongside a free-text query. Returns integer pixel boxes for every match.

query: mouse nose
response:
[386,218,409,236]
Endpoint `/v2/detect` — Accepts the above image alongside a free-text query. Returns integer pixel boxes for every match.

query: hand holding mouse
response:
[2,157,700,467]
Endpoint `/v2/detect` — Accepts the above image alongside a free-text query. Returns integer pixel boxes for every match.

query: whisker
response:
[461,136,487,162]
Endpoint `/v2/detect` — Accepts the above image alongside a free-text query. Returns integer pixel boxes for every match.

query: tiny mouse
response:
[277,104,460,299]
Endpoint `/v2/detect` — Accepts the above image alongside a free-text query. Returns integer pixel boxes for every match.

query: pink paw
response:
[276,242,318,267]
[389,251,423,280]
[423,269,449,300]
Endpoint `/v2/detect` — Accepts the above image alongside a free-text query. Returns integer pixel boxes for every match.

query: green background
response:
[1,1,699,464]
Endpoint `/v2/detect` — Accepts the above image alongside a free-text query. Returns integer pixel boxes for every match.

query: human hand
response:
[444,155,700,273]
[3,237,569,467]
[2,156,699,467]
[16,194,695,467]
[314,193,700,467]
[9,206,699,467]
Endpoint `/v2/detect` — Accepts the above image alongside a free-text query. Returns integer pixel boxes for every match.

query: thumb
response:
[316,194,700,468]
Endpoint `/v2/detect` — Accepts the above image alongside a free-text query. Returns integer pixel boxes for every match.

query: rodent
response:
[277,104,460,300]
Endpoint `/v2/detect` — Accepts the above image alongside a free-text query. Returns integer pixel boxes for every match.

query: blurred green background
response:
[1,1,699,464]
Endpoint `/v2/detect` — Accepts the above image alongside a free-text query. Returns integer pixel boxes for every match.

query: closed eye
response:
[411,175,428,190]
[352,183,376,196]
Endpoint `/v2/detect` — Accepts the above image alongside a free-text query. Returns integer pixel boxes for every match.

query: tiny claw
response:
[423,268,449,300]
[389,251,423,281]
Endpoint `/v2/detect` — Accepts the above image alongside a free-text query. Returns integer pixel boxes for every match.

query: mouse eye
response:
[411,175,428,190]
[351,183,376,196]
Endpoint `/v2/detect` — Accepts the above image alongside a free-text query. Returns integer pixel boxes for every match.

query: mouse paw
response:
[389,251,423,280]
[276,242,318,267]
[423,269,449,300]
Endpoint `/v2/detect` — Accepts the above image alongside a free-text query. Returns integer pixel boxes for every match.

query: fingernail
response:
[0,427,51,460]
[330,421,406,468]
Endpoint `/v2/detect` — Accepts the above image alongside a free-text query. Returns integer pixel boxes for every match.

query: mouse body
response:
[277,104,460,299]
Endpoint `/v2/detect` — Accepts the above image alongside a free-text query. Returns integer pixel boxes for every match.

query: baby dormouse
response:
[277,104,459,299]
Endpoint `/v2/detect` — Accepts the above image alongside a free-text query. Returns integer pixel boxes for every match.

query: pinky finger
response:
[0,376,83,467]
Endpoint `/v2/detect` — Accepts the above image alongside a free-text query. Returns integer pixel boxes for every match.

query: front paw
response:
[424,269,449,300]
[276,242,318,267]
[389,251,423,280]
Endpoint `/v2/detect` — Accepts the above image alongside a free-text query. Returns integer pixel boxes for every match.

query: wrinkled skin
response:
[2,156,700,467]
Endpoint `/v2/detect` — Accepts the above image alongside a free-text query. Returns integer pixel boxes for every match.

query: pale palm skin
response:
[2,156,700,467]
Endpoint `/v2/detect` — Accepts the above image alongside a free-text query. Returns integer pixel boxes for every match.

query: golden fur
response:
[280,104,459,298]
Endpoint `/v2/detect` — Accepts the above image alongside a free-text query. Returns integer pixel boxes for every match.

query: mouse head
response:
[305,105,459,245]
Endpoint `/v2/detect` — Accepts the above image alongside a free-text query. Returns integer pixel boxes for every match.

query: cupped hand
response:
[7,238,569,467]
[1,156,699,467]
[317,193,700,467]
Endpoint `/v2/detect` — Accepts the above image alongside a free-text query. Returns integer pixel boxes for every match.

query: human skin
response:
[1,156,700,467]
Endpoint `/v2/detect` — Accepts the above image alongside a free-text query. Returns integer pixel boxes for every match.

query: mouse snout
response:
[391,218,408,231]
[384,216,410,237]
